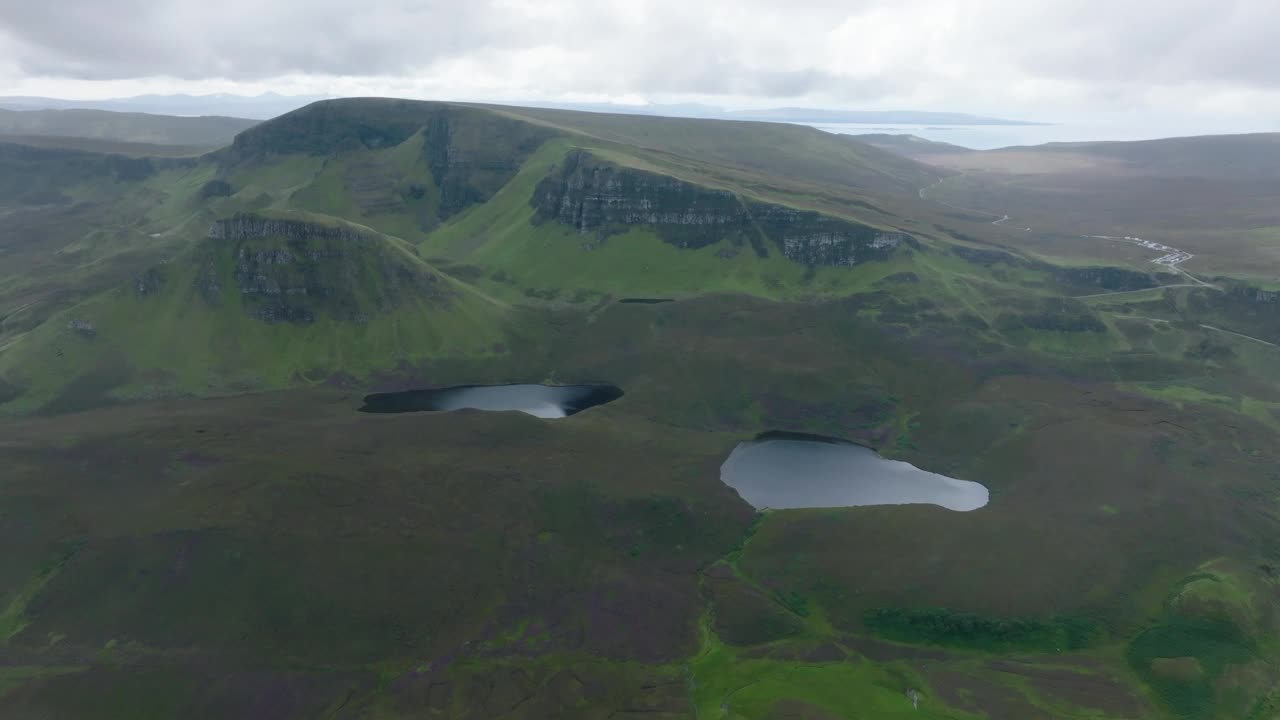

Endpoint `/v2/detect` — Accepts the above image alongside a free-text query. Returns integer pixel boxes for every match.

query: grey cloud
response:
[0,0,1278,107]
[0,0,514,80]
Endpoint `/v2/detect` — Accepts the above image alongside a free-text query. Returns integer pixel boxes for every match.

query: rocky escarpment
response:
[164,215,446,324]
[749,203,910,267]
[222,99,554,221]
[1052,266,1161,292]
[996,298,1107,334]
[947,245,1167,292]
[420,112,553,219]
[207,215,370,244]
[532,150,912,266]
[1231,286,1280,304]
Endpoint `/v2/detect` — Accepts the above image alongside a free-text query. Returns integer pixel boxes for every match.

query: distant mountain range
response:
[0,93,1039,126]
[491,101,1040,126]
[0,107,258,149]
[0,92,325,120]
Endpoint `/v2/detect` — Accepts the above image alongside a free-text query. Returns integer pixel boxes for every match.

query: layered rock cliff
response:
[1232,286,1280,304]
[153,214,446,325]
[208,215,368,244]
[532,150,912,266]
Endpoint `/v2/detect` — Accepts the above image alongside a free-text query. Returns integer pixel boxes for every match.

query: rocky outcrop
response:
[532,150,912,266]
[200,179,234,198]
[421,114,552,219]
[949,246,1027,267]
[996,298,1106,333]
[749,203,909,267]
[1232,286,1280,304]
[220,99,553,220]
[947,244,1166,292]
[199,214,445,324]
[66,318,97,337]
[135,267,165,296]
[208,215,368,244]
[532,150,756,252]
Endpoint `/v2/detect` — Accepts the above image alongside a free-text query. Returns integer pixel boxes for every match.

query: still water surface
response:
[720,435,988,512]
[360,384,623,418]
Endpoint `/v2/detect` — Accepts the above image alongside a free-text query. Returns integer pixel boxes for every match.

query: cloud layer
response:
[1,0,1278,118]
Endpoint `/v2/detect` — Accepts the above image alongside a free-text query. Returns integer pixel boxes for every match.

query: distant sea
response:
[802,121,1280,150]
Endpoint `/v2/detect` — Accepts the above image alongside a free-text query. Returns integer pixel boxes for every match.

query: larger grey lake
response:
[720,435,988,512]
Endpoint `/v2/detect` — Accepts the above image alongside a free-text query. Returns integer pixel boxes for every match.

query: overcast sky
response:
[0,0,1277,129]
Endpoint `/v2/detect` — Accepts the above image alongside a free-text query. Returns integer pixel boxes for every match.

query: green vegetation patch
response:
[865,607,1099,653]
[691,636,974,719]
[1127,619,1255,719]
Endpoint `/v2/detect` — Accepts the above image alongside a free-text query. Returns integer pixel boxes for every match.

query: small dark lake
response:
[360,384,623,418]
[720,433,988,511]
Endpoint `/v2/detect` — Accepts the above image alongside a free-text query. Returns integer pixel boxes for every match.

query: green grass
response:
[864,607,1098,653]
[0,108,256,147]
[689,619,975,719]
[1128,621,1254,719]
[0,214,511,412]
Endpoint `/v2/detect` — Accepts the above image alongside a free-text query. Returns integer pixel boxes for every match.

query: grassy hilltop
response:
[0,99,1278,719]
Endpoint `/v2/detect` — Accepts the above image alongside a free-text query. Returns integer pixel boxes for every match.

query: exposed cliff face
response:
[748,203,909,267]
[532,150,912,266]
[157,215,447,325]
[1052,266,1159,292]
[421,113,553,219]
[222,99,554,221]
[208,215,367,244]
[1232,286,1280,304]
[946,245,1166,292]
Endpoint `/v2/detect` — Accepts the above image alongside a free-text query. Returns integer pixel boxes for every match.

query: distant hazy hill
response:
[0,92,321,120]
[905,131,1280,275]
[1,93,1036,126]
[726,108,1038,125]
[503,100,1035,125]
[0,108,259,148]
[852,133,975,160]
[1025,132,1280,182]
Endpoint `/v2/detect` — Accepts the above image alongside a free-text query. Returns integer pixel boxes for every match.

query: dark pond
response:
[720,433,988,512]
[360,384,624,418]
[618,298,674,304]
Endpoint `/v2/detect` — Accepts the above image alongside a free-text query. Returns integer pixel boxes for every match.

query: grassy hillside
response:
[0,108,258,148]
[852,133,974,160]
[1,97,1279,719]
[488,103,943,196]
[0,211,510,413]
